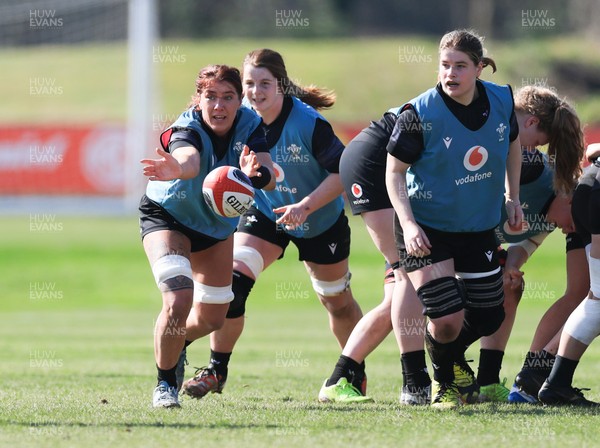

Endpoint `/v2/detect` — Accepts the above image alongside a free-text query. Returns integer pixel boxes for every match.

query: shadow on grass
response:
[451,402,600,416]
[6,420,302,430]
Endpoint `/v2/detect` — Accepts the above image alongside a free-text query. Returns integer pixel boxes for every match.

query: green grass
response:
[3,34,600,447]
[1,215,600,448]
[2,35,600,128]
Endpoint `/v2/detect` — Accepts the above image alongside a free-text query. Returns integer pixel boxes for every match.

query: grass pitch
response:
[3,33,600,447]
[1,215,600,448]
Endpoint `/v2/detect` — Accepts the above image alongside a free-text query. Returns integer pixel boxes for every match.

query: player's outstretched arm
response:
[141,147,200,181]
[273,173,342,230]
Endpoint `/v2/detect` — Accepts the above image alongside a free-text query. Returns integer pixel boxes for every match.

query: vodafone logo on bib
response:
[463,146,488,171]
[272,162,299,194]
[351,183,363,198]
[272,162,285,182]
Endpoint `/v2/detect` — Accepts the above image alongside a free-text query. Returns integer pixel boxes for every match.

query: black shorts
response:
[394,215,500,274]
[571,165,598,245]
[139,195,224,252]
[339,134,391,215]
[566,231,586,252]
[572,181,593,246]
[237,206,350,264]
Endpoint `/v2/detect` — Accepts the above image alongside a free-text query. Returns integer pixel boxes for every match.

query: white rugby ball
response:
[202,166,255,218]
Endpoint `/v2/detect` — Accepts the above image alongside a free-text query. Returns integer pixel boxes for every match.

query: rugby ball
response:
[202,166,255,218]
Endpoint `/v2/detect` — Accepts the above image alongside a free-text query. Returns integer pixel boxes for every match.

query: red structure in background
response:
[0,123,599,195]
[0,126,126,195]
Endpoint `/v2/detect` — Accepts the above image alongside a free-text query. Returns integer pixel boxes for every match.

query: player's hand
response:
[503,266,524,291]
[140,148,183,181]
[403,221,431,258]
[240,145,262,178]
[273,203,309,231]
[505,198,523,231]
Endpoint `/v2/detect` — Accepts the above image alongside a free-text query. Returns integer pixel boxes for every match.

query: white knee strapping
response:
[193,281,234,304]
[233,246,264,279]
[589,256,600,298]
[563,298,600,345]
[151,254,192,286]
[311,272,351,297]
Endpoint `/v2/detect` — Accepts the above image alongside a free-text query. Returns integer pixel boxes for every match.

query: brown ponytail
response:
[243,48,335,110]
[514,85,584,194]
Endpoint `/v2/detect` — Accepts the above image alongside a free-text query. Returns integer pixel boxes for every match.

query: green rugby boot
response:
[318,377,373,403]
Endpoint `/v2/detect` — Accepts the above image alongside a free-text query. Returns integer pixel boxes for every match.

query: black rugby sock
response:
[209,350,232,378]
[522,350,555,377]
[477,349,504,386]
[401,350,431,390]
[425,330,456,384]
[547,356,578,388]
[157,364,178,388]
[326,355,363,387]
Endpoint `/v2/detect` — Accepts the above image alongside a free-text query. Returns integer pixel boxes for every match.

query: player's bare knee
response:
[202,314,226,333]
[322,294,358,317]
[160,299,191,327]
[429,314,462,342]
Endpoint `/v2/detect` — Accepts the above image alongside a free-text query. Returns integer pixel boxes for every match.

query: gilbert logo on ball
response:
[202,166,255,218]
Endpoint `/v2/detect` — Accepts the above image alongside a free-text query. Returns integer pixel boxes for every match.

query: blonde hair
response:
[514,85,584,194]
[243,48,335,110]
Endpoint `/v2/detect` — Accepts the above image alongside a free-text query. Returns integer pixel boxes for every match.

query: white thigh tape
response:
[152,254,192,286]
[311,272,351,297]
[590,255,600,298]
[193,281,234,304]
[233,246,264,279]
[563,298,600,345]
